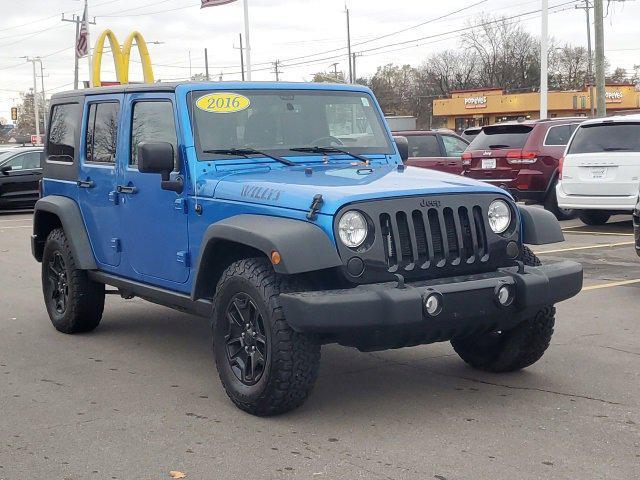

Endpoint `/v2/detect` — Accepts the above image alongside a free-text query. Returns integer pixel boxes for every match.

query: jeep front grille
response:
[333,194,518,285]
[379,206,488,272]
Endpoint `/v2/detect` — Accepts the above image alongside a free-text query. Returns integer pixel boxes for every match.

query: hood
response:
[196,163,509,215]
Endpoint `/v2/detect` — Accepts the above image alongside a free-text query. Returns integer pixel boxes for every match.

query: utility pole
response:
[345,6,353,83]
[329,62,339,80]
[24,57,41,139]
[204,48,210,81]
[576,1,595,117]
[352,52,358,83]
[273,60,281,81]
[38,61,48,129]
[540,0,549,119]
[61,12,96,90]
[234,33,245,81]
[594,0,606,116]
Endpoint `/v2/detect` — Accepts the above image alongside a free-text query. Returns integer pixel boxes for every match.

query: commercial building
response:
[433,84,640,133]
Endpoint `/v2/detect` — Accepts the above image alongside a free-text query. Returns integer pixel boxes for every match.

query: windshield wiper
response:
[602,147,630,151]
[203,148,295,166]
[289,146,370,165]
[487,144,510,149]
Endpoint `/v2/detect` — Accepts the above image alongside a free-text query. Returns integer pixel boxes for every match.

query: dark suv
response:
[0,146,43,209]
[393,130,468,175]
[462,118,584,220]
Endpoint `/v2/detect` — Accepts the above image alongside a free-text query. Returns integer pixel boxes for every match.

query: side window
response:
[407,135,441,157]
[130,101,178,168]
[23,152,42,169]
[545,124,579,146]
[5,153,28,170]
[441,135,468,157]
[48,103,79,162]
[86,102,120,163]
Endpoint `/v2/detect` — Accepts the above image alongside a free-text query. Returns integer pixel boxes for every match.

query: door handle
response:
[77,180,94,188]
[116,185,138,194]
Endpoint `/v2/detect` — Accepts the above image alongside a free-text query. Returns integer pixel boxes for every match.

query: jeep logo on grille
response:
[420,199,441,208]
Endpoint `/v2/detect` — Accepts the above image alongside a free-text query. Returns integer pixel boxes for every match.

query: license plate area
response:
[589,167,607,179]
[482,158,497,169]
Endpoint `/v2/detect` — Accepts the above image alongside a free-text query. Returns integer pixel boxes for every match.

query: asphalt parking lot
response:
[1,212,638,480]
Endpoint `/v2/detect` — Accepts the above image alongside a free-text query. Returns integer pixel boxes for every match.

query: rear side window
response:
[86,102,120,163]
[407,135,441,157]
[48,103,79,162]
[130,101,178,168]
[544,124,579,146]
[441,135,468,157]
[568,122,640,154]
[468,124,533,150]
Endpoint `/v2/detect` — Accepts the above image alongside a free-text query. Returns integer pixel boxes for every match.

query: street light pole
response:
[242,0,251,80]
[576,1,596,117]
[540,0,549,119]
[346,6,353,83]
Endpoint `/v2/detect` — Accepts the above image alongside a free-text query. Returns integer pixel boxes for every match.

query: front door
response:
[118,93,189,285]
[78,96,123,267]
[0,150,42,208]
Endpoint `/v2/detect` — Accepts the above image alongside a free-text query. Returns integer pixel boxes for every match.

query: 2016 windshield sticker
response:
[196,92,251,113]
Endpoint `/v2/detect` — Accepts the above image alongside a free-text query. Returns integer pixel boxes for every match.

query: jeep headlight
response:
[488,199,512,234]
[338,210,368,248]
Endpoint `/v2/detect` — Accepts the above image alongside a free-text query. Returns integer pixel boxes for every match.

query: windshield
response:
[191,89,393,160]
[468,124,533,150]
[568,122,640,154]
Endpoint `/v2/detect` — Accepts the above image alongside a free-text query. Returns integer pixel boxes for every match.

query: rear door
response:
[465,124,533,183]
[78,95,123,268]
[0,150,42,208]
[562,121,640,196]
[439,134,468,175]
[404,134,450,172]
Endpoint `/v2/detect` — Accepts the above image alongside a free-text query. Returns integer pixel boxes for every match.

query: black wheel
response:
[42,228,105,333]
[212,258,321,416]
[543,185,575,221]
[450,246,555,373]
[578,210,611,226]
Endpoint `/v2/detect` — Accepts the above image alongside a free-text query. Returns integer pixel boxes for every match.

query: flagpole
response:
[242,0,251,81]
[85,0,93,87]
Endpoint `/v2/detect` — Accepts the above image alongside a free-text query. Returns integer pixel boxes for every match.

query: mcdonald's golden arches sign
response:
[92,30,155,87]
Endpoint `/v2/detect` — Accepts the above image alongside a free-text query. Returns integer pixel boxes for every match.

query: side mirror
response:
[138,141,183,193]
[0,165,12,175]
[393,136,409,163]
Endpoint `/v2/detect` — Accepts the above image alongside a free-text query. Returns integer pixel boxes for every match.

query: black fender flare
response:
[192,214,342,300]
[32,196,97,269]
[518,205,565,245]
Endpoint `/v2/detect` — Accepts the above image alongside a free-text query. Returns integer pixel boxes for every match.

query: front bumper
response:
[280,261,583,338]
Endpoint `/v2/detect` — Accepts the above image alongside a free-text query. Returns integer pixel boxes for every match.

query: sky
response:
[0,0,639,124]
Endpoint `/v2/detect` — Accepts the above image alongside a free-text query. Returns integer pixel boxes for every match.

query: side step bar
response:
[88,271,213,318]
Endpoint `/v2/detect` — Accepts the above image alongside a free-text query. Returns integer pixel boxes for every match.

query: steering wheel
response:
[310,136,344,147]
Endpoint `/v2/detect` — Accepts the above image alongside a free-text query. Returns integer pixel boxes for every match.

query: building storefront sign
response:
[464,96,487,109]
[605,91,623,103]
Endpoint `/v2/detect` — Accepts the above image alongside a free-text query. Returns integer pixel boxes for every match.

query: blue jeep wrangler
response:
[32,82,582,416]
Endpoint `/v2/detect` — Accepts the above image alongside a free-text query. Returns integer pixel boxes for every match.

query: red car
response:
[462,118,583,219]
[394,130,469,175]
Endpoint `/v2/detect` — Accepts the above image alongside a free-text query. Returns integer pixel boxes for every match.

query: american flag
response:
[201,0,237,7]
[75,5,89,59]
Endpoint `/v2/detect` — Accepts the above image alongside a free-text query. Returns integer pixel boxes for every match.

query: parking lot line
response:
[537,241,635,254]
[582,279,640,291]
[562,230,635,236]
[0,225,31,230]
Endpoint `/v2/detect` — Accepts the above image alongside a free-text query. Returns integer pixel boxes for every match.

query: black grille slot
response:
[380,204,489,272]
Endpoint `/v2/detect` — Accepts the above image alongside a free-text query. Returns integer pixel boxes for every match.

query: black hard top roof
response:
[50,82,180,100]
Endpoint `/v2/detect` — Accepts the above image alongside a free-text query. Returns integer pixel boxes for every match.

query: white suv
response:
[557,115,640,225]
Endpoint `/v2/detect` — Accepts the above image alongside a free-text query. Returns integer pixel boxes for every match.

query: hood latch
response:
[306,194,324,221]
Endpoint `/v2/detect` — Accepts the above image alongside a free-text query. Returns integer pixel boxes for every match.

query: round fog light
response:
[423,292,443,316]
[496,285,513,307]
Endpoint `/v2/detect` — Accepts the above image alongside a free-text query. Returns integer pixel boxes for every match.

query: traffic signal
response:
[10,107,17,121]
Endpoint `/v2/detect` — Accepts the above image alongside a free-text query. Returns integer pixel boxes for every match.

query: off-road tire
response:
[543,185,575,221]
[578,210,611,226]
[450,246,555,372]
[211,258,321,416]
[42,228,105,333]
